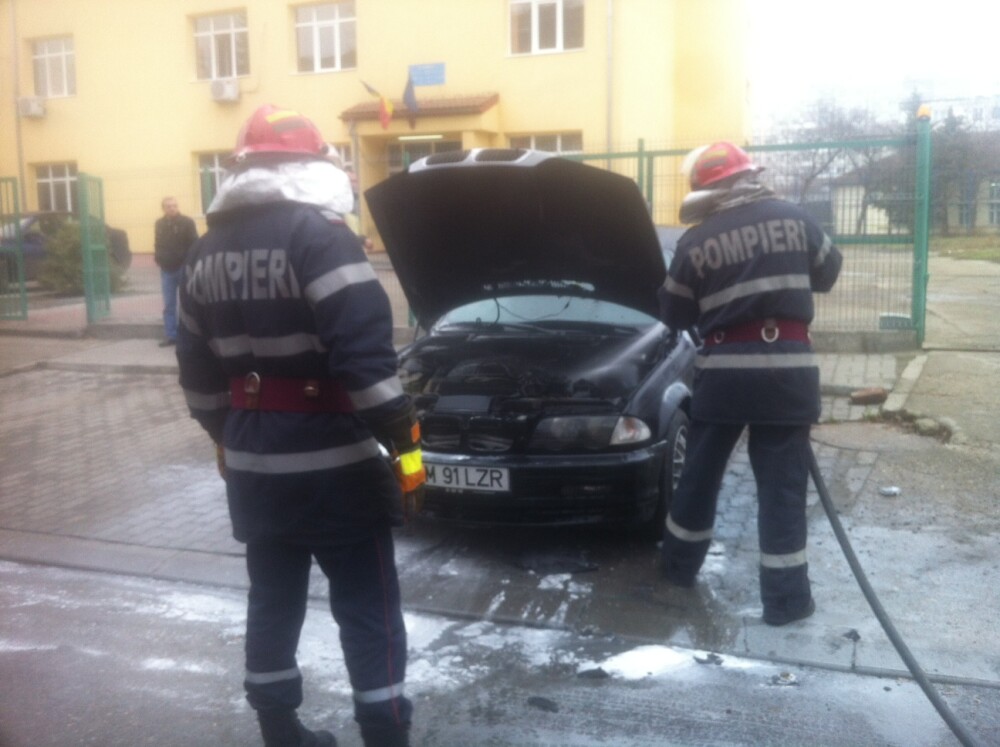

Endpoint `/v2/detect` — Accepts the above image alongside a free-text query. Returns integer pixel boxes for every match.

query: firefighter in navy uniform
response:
[176,105,424,747]
[659,141,842,626]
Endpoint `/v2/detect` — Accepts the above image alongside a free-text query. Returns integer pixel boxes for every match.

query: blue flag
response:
[402,75,419,128]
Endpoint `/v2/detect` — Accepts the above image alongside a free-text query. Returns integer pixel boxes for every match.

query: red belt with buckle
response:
[705,318,810,346]
[230,374,354,413]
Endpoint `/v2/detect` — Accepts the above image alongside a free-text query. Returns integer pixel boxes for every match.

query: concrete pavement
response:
[1,255,998,746]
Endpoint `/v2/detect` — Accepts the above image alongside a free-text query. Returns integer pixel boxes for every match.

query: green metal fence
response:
[78,173,112,323]
[0,177,27,320]
[573,124,932,343]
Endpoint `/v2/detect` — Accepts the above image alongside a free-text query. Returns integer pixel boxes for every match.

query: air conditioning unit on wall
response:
[210,78,240,102]
[17,97,46,118]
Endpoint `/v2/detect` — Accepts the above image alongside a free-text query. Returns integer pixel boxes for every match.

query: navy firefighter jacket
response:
[660,197,842,425]
[176,200,406,543]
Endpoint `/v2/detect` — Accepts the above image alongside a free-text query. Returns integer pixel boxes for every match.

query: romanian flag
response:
[362,81,393,130]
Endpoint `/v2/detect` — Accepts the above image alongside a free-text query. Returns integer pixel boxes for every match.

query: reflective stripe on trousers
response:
[662,420,812,603]
[243,529,412,732]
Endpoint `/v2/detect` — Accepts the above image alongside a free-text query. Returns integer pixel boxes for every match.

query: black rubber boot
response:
[763,596,816,627]
[360,724,410,747]
[257,709,336,747]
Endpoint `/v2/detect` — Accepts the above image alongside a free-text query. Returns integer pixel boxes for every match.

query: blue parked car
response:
[1,211,131,282]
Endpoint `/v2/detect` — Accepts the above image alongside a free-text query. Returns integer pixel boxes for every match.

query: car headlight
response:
[529,415,652,451]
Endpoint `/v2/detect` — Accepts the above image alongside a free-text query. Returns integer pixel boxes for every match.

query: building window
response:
[958,180,976,229]
[387,140,462,174]
[958,201,973,228]
[295,3,356,72]
[509,132,583,153]
[510,0,584,55]
[198,153,230,213]
[989,181,1000,226]
[32,37,76,97]
[328,143,354,172]
[195,12,249,80]
[36,163,78,212]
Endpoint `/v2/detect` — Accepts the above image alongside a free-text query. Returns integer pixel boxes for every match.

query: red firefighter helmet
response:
[689,141,761,189]
[234,104,328,159]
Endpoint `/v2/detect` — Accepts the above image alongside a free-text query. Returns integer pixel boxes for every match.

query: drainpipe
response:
[10,0,27,207]
[605,0,614,154]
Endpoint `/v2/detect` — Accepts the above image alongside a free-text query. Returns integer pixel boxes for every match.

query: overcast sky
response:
[746,0,1000,122]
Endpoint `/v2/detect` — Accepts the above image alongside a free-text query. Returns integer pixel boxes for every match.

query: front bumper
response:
[420,444,666,527]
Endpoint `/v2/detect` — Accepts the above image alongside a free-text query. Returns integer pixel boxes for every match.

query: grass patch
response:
[931,234,1000,263]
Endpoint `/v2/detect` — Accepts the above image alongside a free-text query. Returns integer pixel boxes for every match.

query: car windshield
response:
[434,295,659,333]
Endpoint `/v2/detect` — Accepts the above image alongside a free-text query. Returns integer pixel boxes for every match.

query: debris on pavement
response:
[694,652,724,666]
[850,387,889,405]
[526,696,560,713]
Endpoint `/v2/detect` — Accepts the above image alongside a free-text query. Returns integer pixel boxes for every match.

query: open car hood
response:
[365,149,666,326]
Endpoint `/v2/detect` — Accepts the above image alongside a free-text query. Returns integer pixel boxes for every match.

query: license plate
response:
[425,463,510,493]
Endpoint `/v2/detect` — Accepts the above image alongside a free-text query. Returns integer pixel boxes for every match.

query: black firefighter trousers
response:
[243,527,412,736]
[661,421,813,614]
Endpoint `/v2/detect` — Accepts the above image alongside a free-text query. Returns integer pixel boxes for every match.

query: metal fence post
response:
[78,173,111,323]
[912,108,932,346]
[0,177,28,320]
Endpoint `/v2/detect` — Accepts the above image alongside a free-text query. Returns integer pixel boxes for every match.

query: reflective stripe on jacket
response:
[661,198,842,424]
[177,200,406,542]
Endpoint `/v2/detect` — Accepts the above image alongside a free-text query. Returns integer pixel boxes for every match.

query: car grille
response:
[421,414,527,453]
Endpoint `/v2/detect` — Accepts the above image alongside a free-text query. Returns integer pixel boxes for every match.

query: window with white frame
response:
[989,180,1000,226]
[295,3,356,72]
[509,132,583,154]
[957,201,973,229]
[510,0,584,55]
[36,163,78,212]
[32,37,76,97]
[958,180,976,229]
[198,153,230,213]
[195,12,249,80]
[327,143,354,172]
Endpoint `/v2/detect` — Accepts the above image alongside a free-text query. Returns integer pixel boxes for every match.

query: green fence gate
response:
[571,122,932,345]
[0,177,28,320]
[78,173,112,323]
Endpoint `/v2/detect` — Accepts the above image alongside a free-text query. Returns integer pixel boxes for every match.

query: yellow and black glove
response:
[370,404,426,521]
[392,430,426,521]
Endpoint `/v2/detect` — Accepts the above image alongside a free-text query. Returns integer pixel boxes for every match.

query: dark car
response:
[366,149,697,538]
[0,211,131,282]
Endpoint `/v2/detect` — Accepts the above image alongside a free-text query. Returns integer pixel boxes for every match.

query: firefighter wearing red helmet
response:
[176,104,421,746]
[659,140,843,626]
[687,140,763,190]
[233,104,329,159]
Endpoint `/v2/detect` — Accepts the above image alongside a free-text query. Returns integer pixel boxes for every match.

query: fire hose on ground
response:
[807,446,982,747]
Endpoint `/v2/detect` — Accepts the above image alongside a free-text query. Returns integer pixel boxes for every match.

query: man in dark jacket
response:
[176,105,424,747]
[153,196,198,345]
[659,141,842,626]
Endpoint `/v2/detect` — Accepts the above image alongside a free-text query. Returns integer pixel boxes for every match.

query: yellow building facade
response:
[0,0,749,252]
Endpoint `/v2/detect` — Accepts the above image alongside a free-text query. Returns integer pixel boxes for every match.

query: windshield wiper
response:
[439,320,564,336]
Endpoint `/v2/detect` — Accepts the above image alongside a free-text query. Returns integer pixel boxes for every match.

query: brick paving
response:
[0,353,897,567]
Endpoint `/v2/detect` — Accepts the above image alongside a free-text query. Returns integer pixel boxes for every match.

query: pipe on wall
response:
[605,0,614,153]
